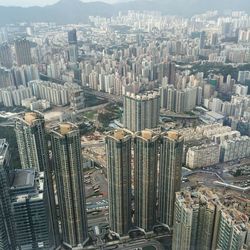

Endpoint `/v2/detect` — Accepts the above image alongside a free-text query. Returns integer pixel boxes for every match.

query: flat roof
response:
[11,170,35,189]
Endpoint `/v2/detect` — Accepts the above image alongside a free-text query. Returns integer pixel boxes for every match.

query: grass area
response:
[84,111,97,120]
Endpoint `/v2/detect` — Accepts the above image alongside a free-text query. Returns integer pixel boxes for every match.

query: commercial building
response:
[0,139,15,250]
[158,131,184,226]
[10,170,51,249]
[68,29,78,63]
[50,123,88,248]
[134,130,159,231]
[14,38,32,66]
[186,143,220,169]
[123,91,160,132]
[14,111,59,248]
[105,130,132,236]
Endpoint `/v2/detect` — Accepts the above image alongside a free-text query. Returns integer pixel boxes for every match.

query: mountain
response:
[0,0,249,25]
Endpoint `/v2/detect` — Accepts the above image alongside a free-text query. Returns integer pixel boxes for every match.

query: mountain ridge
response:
[0,0,249,25]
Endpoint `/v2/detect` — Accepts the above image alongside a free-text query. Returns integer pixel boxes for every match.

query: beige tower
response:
[105,129,132,235]
[134,130,159,231]
[50,123,88,248]
[158,131,184,227]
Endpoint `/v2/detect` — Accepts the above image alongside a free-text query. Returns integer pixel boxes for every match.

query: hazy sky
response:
[0,0,122,7]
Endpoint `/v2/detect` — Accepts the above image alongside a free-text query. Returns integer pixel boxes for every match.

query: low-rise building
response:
[186,143,220,169]
[220,136,250,162]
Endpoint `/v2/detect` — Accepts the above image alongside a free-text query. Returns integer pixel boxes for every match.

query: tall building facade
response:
[216,210,249,250]
[68,29,78,63]
[134,130,159,231]
[105,130,132,236]
[158,131,184,227]
[14,38,32,66]
[123,91,160,132]
[0,43,13,68]
[172,190,249,250]
[50,123,88,248]
[11,170,50,249]
[166,61,176,85]
[14,112,59,248]
[199,31,206,50]
[0,139,15,250]
[15,112,48,172]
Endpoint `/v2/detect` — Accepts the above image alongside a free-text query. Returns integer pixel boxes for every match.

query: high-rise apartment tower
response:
[106,129,132,236]
[50,123,88,248]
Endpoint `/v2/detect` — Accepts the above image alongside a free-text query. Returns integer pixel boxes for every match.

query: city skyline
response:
[0,3,249,250]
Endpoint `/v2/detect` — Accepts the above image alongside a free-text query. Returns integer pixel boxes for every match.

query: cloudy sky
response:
[0,0,123,7]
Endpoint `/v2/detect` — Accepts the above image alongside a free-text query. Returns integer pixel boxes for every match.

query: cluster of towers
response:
[1,109,184,248]
[105,129,184,235]
[12,112,88,249]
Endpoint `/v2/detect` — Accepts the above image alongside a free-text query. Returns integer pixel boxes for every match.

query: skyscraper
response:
[14,112,59,248]
[199,31,206,50]
[68,29,77,45]
[0,43,13,68]
[105,130,132,236]
[0,139,15,250]
[68,29,78,63]
[10,170,50,249]
[14,38,32,66]
[134,130,159,231]
[166,62,176,85]
[123,91,160,132]
[15,112,48,172]
[50,123,88,248]
[158,131,184,227]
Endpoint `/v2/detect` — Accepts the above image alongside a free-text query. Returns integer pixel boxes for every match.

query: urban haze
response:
[0,0,249,250]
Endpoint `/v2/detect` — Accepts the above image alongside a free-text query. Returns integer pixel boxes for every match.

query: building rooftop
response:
[24,112,38,124]
[125,90,160,100]
[10,169,35,189]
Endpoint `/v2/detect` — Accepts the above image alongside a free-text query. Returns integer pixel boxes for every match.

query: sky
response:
[0,0,122,7]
